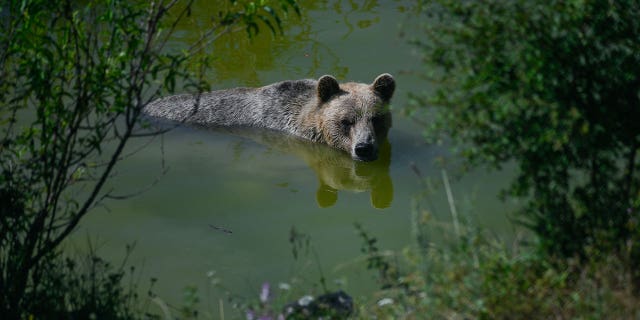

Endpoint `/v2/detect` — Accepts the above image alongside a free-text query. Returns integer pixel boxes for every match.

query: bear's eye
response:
[341,119,354,129]
[372,115,385,129]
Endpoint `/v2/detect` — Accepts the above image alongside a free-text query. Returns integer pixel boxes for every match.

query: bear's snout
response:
[354,142,378,162]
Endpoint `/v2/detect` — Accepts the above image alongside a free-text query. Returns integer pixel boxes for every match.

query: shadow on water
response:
[202,126,394,209]
[170,0,393,86]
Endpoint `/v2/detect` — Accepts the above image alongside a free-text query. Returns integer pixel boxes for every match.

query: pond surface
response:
[72,0,520,315]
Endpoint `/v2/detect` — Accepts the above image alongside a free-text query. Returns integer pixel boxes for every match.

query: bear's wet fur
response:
[144,74,395,161]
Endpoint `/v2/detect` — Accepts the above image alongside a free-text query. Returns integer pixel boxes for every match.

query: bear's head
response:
[315,73,395,162]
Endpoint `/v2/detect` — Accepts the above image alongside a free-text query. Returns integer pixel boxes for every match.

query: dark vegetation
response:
[0,0,297,318]
[409,0,640,262]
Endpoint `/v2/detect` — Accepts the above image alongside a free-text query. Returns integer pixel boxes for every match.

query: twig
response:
[209,224,233,235]
[442,169,460,239]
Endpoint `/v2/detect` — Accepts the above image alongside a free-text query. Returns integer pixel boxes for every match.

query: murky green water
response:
[72,0,520,314]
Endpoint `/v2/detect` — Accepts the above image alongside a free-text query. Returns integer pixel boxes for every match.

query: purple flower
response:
[260,282,270,303]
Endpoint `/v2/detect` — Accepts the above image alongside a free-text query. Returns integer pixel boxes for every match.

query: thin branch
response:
[152,0,195,55]
[442,169,461,239]
[34,117,135,264]
[130,125,174,138]
[103,172,167,201]
[624,140,638,202]
[188,26,243,55]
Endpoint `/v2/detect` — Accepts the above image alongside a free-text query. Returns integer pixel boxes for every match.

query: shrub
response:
[0,0,297,317]
[409,0,640,265]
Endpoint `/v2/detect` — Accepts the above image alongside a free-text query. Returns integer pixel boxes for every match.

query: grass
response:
[225,169,640,319]
[349,169,640,319]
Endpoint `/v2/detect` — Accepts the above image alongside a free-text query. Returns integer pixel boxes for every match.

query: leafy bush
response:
[410,0,640,264]
[0,0,297,317]
[355,221,640,319]
[27,247,145,319]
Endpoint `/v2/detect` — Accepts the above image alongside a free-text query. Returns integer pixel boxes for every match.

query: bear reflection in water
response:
[221,127,393,209]
[308,139,392,209]
[144,74,394,207]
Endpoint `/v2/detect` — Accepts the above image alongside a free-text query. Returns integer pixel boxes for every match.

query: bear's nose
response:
[354,143,377,161]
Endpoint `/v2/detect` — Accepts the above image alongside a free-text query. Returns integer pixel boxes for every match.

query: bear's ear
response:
[370,174,393,209]
[317,75,341,102]
[316,184,338,208]
[371,73,395,102]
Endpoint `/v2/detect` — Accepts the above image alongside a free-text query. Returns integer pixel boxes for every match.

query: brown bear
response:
[143,74,395,161]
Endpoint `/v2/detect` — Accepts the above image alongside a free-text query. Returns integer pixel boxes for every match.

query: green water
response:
[72,0,520,315]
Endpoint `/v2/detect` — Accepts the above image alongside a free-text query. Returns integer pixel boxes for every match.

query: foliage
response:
[354,222,404,290]
[27,246,147,319]
[219,216,640,319]
[195,221,638,319]
[199,227,355,319]
[355,218,640,319]
[410,0,640,263]
[0,0,297,318]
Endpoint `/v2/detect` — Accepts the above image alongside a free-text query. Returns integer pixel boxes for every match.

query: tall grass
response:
[353,170,640,319]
